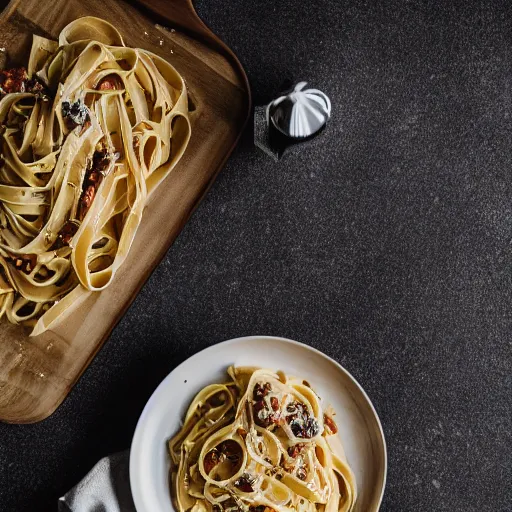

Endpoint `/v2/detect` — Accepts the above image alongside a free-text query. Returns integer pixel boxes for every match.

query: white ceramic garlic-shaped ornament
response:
[267,82,331,139]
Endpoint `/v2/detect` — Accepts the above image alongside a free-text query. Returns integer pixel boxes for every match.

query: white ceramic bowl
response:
[130,336,387,512]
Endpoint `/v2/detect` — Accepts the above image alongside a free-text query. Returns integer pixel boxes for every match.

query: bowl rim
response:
[129,335,388,511]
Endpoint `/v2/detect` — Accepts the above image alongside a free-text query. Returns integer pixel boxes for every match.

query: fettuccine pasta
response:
[0,17,191,335]
[169,367,357,512]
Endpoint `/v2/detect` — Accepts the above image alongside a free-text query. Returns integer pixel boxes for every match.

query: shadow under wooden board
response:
[0,0,251,423]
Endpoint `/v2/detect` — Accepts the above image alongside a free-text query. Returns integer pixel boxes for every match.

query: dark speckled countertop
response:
[1,0,512,510]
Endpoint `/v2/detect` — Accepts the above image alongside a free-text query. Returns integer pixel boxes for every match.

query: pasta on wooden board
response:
[0,17,191,335]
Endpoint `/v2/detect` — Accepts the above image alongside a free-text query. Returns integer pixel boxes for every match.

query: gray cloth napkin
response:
[59,450,136,512]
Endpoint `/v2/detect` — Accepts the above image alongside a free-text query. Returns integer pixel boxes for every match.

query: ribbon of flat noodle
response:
[169,385,237,512]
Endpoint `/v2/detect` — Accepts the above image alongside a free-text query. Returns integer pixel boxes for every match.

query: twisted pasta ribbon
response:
[169,367,357,512]
[0,17,191,334]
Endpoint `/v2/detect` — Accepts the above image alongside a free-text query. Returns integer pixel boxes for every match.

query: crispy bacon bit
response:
[323,414,338,435]
[287,443,305,458]
[78,186,96,220]
[12,254,37,274]
[296,467,307,481]
[253,400,269,427]
[253,383,280,427]
[253,400,266,414]
[88,171,101,184]
[0,67,28,96]
[253,399,280,428]
[77,147,112,221]
[96,74,122,91]
[203,449,220,474]
[81,185,95,210]
[0,67,50,99]
[253,382,272,400]
[62,100,89,129]
[237,427,248,439]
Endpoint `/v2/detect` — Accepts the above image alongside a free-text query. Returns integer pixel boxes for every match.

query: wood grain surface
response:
[0,0,250,423]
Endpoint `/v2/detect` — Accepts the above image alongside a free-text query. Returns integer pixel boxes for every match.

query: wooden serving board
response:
[0,0,250,423]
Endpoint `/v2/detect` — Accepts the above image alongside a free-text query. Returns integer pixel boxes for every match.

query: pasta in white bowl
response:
[169,367,357,512]
[129,336,387,512]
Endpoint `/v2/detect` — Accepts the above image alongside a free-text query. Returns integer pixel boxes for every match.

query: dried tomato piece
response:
[287,443,305,458]
[253,382,272,400]
[80,185,95,210]
[0,68,49,99]
[0,67,28,96]
[77,147,112,220]
[323,414,338,435]
[237,427,248,439]
[96,74,123,91]
[253,400,271,427]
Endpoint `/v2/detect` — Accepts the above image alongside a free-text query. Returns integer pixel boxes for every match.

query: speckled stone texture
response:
[1,0,512,510]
